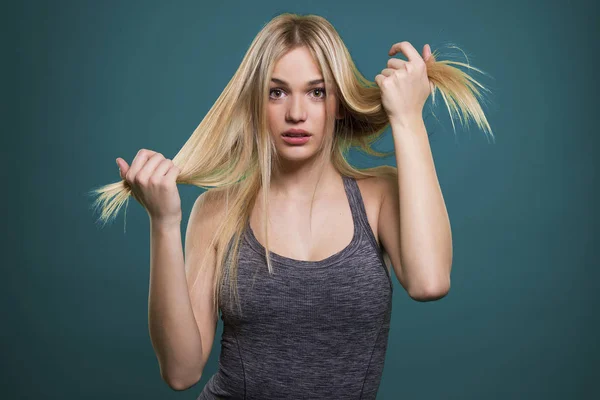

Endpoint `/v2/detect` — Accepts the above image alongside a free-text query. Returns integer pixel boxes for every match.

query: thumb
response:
[116,158,129,179]
[423,44,431,61]
[426,44,434,62]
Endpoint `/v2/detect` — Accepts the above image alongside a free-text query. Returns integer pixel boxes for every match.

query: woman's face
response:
[267,46,341,162]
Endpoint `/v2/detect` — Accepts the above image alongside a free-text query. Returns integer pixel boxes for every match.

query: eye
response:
[268,87,327,100]
[269,88,284,99]
[311,88,326,99]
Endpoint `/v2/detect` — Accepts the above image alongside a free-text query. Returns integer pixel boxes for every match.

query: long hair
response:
[88,12,493,318]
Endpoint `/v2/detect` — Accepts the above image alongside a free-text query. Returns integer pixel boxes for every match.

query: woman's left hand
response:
[375,41,434,126]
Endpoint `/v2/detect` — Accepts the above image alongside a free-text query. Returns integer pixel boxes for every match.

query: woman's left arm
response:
[375,41,452,300]
[392,117,452,299]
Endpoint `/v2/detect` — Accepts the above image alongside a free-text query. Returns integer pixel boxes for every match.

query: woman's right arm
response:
[148,192,220,390]
[115,150,219,390]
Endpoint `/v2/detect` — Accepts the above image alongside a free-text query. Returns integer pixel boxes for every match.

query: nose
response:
[285,95,307,122]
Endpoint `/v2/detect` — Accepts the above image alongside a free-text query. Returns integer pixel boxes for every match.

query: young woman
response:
[90,12,492,399]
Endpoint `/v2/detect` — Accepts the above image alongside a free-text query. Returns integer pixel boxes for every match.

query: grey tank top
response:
[197,175,394,400]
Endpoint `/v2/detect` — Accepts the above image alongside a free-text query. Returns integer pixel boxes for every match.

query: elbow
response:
[408,275,451,302]
[162,369,202,391]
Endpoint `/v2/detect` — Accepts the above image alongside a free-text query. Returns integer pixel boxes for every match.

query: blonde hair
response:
[88,12,493,317]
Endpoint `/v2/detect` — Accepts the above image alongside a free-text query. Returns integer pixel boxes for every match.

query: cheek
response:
[267,107,279,128]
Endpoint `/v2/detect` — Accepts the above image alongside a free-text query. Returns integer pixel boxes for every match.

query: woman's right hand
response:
[116,149,182,225]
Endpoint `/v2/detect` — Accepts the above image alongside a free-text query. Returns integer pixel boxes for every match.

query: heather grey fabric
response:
[197,175,394,400]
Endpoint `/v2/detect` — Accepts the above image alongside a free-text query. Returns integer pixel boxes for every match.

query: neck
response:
[269,156,339,201]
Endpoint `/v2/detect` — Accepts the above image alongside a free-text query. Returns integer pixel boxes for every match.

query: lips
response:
[282,129,311,137]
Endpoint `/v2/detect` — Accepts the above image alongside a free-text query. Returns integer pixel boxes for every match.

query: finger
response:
[423,44,432,61]
[116,158,129,179]
[136,152,166,183]
[164,164,180,182]
[153,159,174,179]
[380,68,397,77]
[127,149,157,182]
[427,44,436,62]
[389,41,422,63]
[387,58,408,70]
[374,74,385,88]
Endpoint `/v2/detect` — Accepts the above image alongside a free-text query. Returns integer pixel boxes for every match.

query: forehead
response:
[272,47,322,82]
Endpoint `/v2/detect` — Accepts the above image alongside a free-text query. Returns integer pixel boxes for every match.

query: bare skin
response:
[249,175,385,264]
[253,46,387,266]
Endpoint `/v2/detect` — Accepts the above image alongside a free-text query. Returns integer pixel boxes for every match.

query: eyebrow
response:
[270,77,325,86]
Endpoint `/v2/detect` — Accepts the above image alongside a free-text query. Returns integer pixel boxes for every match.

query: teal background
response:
[7,0,597,398]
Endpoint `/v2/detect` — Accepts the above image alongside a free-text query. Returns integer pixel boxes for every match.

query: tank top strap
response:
[341,174,371,233]
[342,175,388,268]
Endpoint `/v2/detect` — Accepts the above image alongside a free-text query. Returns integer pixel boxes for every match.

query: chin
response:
[275,145,319,161]
[277,149,316,161]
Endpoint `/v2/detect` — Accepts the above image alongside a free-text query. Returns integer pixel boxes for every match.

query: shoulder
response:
[190,185,247,228]
[188,189,231,248]
[191,189,227,218]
